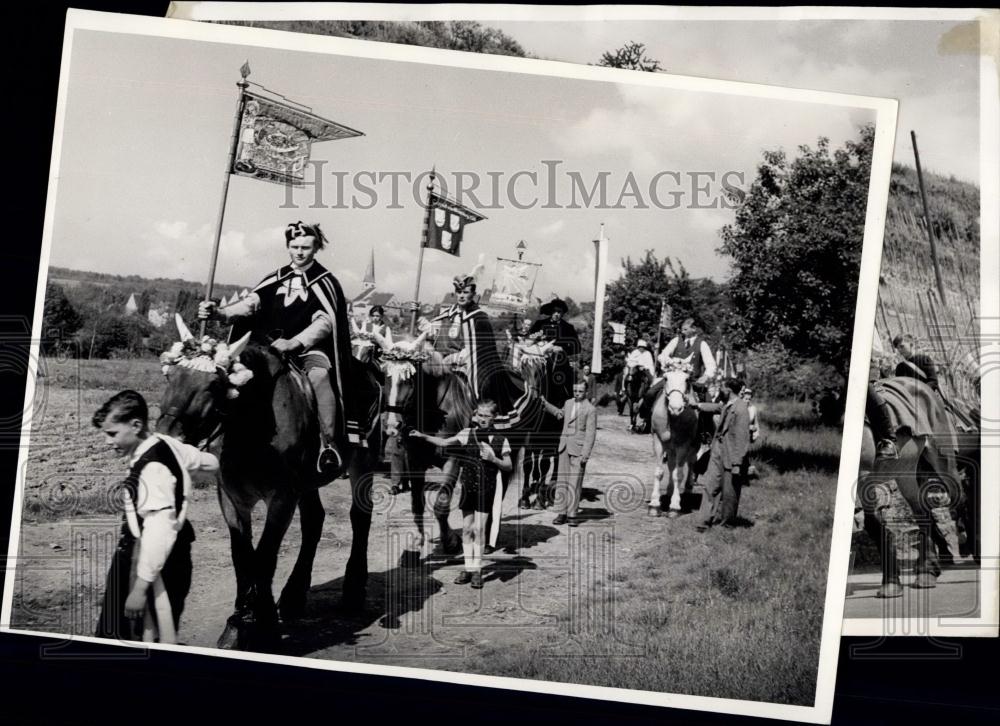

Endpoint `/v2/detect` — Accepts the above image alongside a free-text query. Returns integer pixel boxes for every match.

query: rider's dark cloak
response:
[231,261,361,447]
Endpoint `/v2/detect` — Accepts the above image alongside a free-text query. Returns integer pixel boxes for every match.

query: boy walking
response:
[92,390,219,643]
[410,399,512,589]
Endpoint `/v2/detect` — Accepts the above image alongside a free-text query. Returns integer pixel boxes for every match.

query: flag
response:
[232,90,363,187]
[489,257,541,311]
[610,322,627,345]
[421,191,486,257]
[659,301,672,330]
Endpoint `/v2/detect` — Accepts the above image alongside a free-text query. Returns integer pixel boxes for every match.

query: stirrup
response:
[317,444,344,476]
[875,440,898,461]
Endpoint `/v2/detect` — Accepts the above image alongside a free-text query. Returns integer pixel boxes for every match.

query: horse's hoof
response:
[277,594,307,623]
[876,582,904,598]
[647,506,661,518]
[390,485,401,495]
[911,573,938,589]
[666,510,680,519]
[216,621,242,650]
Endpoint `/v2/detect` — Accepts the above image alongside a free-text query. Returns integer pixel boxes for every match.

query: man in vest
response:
[636,318,717,428]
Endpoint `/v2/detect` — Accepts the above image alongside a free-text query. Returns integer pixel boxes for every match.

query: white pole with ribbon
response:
[591,224,609,374]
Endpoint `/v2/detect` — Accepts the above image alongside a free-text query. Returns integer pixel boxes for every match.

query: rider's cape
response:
[230,261,361,447]
[432,303,540,430]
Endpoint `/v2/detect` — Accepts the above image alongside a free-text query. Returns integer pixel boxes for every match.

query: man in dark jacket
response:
[694,378,751,531]
[527,298,581,402]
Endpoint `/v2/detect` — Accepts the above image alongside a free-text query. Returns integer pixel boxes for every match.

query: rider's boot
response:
[309,368,346,478]
[868,384,898,462]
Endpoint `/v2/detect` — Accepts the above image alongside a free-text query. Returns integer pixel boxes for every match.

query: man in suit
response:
[550,381,598,527]
[695,378,751,531]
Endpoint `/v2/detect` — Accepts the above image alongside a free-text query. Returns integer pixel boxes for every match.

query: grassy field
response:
[14,358,843,706]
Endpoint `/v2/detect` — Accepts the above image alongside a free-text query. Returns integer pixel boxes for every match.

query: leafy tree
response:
[597,41,663,72]
[719,124,875,379]
[41,283,83,354]
[602,251,730,373]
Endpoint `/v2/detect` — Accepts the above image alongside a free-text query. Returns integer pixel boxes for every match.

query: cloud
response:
[154,220,189,240]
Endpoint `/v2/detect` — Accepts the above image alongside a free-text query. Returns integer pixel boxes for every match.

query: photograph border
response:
[2,9,898,723]
[169,0,1000,641]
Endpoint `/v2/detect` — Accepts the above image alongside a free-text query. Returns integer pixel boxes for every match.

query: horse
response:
[857,376,968,597]
[512,341,567,510]
[379,334,550,552]
[380,345,476,554]
[623,364,651,432]
[647,359,701,518]
[157,317,380,650]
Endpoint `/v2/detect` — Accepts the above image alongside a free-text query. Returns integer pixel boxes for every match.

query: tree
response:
[602,250,730,374]
[597,41,663,72]
[718,124,875,380]
[41,283,83,354]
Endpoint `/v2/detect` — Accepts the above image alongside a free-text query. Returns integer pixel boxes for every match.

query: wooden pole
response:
[911,131,948,305]
[200,63,250,338]
[409,168,436,335]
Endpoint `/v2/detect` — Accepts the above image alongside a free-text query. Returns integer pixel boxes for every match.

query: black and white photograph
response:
[3,8,898,723]
[170,2,1000,638]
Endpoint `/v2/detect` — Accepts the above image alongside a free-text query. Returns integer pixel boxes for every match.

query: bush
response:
[743,340,842,400]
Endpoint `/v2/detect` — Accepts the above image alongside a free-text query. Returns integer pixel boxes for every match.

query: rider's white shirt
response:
[624,349,656,378]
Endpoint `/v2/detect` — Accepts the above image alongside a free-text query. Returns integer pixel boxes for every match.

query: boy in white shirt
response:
[92,390,219,644]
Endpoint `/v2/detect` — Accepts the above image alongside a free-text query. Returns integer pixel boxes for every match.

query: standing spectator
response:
[737,386,760,488]
[549,382,598,527]
[695,378,751,531]
[581,363,598,402]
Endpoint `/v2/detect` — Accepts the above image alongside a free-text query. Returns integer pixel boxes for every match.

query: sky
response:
[491,18,980,184]
[49,28,881,305]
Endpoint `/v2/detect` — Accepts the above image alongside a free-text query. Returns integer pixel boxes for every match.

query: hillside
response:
[876,164,980,402]
[218,20,529,57]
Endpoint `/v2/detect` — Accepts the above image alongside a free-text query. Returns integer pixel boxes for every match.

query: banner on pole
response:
[610,322,626,345]
[488,257,541,311]
[422,191,486,257]
[659,301,672,330]
[232,90,364,187]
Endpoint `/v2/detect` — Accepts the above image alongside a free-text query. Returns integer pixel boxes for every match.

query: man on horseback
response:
[419,274,525,416]
[198,221,354,477]
[892,334,940,392]
[526,298,581,401]
[636,318,717,430]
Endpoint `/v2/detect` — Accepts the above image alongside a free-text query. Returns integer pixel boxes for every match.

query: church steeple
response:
[362,249,376,290]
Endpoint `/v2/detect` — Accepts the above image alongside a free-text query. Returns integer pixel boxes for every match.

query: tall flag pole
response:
[591,224,609,374]
[200,62,251,337]
[410,168,435,335]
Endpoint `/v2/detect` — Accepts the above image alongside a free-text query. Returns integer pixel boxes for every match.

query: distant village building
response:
[147,307,170,328]
[351,250,398,319]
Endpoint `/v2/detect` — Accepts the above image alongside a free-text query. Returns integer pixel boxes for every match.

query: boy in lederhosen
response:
[409,399,512,589]
[92,390,219,643]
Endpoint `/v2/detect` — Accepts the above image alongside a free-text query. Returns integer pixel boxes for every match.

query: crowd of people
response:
[91,221,770,641]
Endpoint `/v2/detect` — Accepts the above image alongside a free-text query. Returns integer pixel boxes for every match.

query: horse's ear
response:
[229,331,251,360]
[175,314,194,342]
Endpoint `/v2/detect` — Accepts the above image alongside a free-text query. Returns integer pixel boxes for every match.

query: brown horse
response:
[647,363,701,517]
[857,376,968,597]
[157,318,380,650]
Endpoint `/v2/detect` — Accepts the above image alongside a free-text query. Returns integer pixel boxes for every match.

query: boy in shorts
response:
[410,399,512,589]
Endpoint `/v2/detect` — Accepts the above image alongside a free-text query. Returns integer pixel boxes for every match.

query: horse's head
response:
[515,341,552,393]
[156,315,253,444]
[378,335,432,439]
[661,356,694,415]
